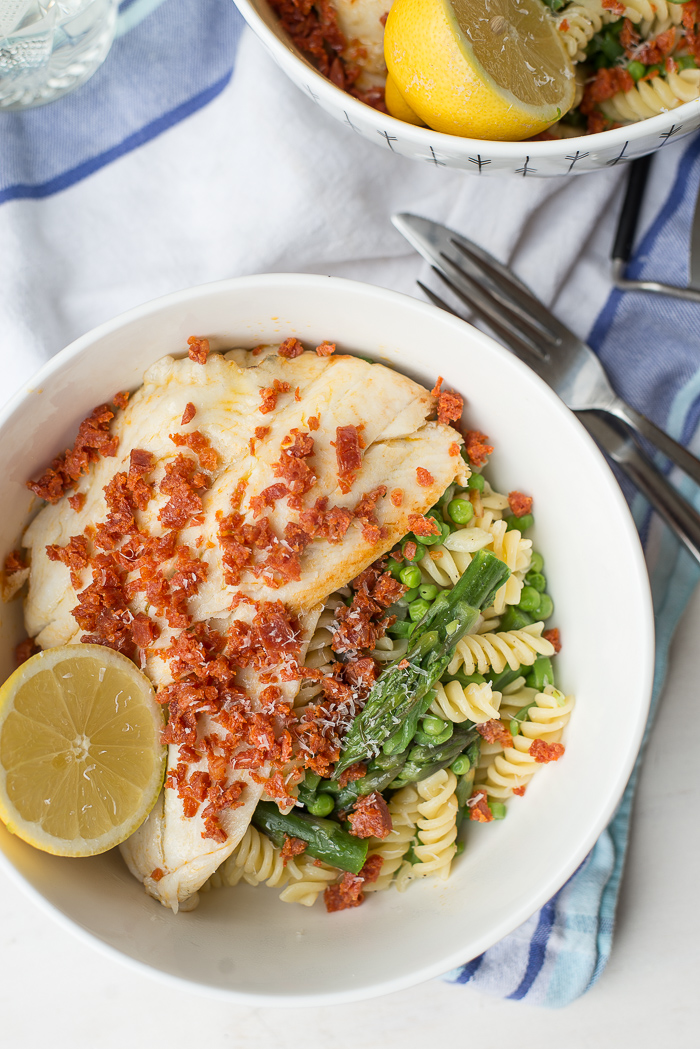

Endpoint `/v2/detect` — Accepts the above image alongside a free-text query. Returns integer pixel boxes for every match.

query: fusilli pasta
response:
[430,679,502,724]
[478,686,575,799]
[396,769,459,887]
[447,621,555,677]
[278,856,339,906]
[558,0,613,63]
[601,68,700,122]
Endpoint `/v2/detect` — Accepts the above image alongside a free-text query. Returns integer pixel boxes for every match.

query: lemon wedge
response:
[0,645,166,857]
[384,0,575,141]
[385,73,427,126]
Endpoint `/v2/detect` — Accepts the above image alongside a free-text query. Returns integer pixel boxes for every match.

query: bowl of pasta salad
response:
[233,0,700,175]
[0,273,653,1003]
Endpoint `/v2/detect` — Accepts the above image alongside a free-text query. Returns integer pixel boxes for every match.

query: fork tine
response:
[416,281,459,316]
[449,236,565,344]
[438,251,553,353]
[429,266,551,373]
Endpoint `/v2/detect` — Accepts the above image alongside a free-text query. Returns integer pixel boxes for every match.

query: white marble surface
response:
[2,579,698,1047]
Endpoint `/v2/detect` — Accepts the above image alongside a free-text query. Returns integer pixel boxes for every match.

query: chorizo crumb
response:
[529,739,565,763]
[416,467,434,487]
[347,791,392,839]
[464,430,493,468]
[181,402,196,425]
[187,336,209,364]
[543,628,561,653]
[508,491,533,518]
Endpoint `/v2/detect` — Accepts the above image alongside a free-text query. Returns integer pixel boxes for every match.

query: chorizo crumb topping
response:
[543,628,561,653]
[187,336,210,364]
[27,403,119,504]
[529,739,565,764]
[508,490,533,518]
[464,430,493,468]
[21,342,479,856]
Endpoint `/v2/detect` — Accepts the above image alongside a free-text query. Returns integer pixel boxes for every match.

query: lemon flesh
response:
[384,0,575,141]
[0,645,166,857]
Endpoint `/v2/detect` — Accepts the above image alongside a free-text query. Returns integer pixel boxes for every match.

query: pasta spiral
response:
[278,856,339,906]
[396,770,459,887]
[430,679,502,724]
[366,782,420,892]
[558,0,612,63]
[202,825,296,891]
[601,69,700,123]
[478,686,575,799]
[447,621,555,677]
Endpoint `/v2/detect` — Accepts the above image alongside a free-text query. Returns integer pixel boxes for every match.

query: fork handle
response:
[606,398,700,489]
[578,411,700,565]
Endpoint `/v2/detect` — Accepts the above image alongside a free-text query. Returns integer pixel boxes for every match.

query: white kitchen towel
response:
[1,0,697,1007]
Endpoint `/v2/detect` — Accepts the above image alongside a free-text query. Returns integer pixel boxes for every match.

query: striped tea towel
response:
[1,0,699,1009]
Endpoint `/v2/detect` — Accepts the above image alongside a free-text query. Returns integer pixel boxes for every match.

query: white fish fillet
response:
[333,0,391,86]
[22,347,466,908]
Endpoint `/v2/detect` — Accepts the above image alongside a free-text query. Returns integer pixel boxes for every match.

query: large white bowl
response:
[0,274,653,1003]
[233,0,700,176]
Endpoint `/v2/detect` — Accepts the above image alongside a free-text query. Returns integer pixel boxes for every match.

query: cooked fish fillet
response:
[22,347,466,908]
[333,0,391,86]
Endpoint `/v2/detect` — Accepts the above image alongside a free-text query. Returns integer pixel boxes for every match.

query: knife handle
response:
[612,154,653,265]
[578,410,700,566]
[607,397,700,489]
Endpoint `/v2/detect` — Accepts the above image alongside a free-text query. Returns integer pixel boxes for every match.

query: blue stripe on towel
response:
[0,0,243,203]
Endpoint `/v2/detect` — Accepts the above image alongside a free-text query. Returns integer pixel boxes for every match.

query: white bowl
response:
[0,274,653,1003]
[233,0,700,176]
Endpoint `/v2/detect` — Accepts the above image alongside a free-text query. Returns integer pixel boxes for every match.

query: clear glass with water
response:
[0,0,118,110]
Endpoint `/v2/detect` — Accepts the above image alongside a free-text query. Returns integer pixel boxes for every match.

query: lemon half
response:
[384,0,575,141]
[0,645,166,857]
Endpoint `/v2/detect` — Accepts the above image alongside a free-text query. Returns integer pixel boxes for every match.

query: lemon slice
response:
[0,645,166,857]
[384,0,575,141]
[385,73,427,126]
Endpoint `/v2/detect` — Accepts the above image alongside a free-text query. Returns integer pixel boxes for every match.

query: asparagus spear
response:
[395,724,479,784]
[252,801,368,874]
[334,549,510,776]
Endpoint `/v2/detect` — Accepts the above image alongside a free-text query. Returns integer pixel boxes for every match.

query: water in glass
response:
[0,0,118,110]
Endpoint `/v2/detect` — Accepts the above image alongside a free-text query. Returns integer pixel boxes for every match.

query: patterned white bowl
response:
[233,0,700,176]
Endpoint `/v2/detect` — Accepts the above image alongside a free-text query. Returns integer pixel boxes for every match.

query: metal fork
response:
[392,212,700,565]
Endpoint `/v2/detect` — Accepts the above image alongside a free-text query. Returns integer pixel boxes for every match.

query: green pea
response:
[421,716,448,737]
[509,719,520,737]
[419,517,444,546]
[409,598,432,622]
[678,55,698,70]
[627,60,645,81]
[400,565,422,589]
[488,800,507,819]
[467,473,485,491]
[529,551,544,574]
[386,557,403,580]
[534,593,554,620]
[306,793,334,817]
[387,620,415,639]
[526,571,546,593]
[447,498,474,525]
[506,513,534,532]
[401,587,419,603]
[518,586,541,612]
[402,539,427,562]
[303,771,321,792]
[451,754,471,775]
[419,583,438,601]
